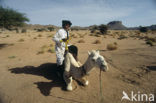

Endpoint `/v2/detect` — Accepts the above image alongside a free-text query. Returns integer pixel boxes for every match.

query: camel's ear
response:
[88,51,91,55]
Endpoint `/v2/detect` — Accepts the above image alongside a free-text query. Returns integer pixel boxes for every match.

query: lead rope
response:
[99,69,104,103]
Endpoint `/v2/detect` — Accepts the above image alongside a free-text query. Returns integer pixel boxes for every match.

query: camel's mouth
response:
[100,65,108,72]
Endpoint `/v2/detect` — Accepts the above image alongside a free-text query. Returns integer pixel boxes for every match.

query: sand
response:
[0,30,156,103]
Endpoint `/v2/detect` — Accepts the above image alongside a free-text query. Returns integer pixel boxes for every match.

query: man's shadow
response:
[9,63,66,96]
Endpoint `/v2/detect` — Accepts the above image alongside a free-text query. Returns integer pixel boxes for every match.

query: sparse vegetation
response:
[118,34,128,40]
[94,34,101,37]
[37,50,44,54]
[47,48,55,53]
[146,40,154,46]
[8,56,16,59]
[21,29,27,33]
[99,24,108,34]
[38,34,42,37]
[6,35,10,37]
[37,28,47,32]
[139,26,148,32]
[78,39,85,43]
[37,44,55,54]
[90,25,98,33]
[33,37,37,39]
[107,43,118,50]
[18,38,24,42]
[93,40,101,44]
[47,27,54,32]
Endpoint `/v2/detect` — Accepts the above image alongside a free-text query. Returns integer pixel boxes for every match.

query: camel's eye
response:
[92,58,96,62]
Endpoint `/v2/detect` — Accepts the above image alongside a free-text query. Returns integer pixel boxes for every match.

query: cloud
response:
[26,1,134,26]
[2,0,156,26]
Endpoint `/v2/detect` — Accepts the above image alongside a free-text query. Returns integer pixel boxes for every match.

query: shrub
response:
[37,28,47,32]
[78,39,85,43]
[107,43,118,50]
[8,56,16,59]
[18,38,24,42]
[118,34,127,40]
[16,28,19,33]
[93,40,101,44]
[47,27,54,32]
[139,26,148,32]
[21,29,27,33]
[33,37,37,39]
[47,48,55,53]
[38,34,42,37]
[94,34,101,37]
[146,40,154,46]
[37,50,44,54]
[99,24,108,34]
[145,37,156,42]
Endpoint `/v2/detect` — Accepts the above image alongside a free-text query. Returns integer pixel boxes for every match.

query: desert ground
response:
[0,30,156,103]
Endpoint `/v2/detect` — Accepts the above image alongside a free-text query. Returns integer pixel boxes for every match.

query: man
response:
[53,20,73,77]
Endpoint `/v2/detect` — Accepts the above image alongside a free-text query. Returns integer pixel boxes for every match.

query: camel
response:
[63,50,109,91]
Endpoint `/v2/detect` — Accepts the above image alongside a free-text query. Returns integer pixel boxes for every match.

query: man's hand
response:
[62,38,68,42]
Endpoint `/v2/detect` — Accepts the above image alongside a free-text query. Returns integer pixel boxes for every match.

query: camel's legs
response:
[63,71,73,91]
[76,76,89,86]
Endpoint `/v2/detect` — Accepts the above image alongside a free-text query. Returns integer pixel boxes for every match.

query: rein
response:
[99,69,104,103]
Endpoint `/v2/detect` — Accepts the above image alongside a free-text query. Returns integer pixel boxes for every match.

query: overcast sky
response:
[1,0,156,27]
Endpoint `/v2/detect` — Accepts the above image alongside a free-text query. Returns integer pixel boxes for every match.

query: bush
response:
[16,28,19,33]
[18,38,24,42]
[107,43,118,50]
[146,40,154,46]
[99,24,108,34]
[93,40,101,44]
[21,29,27,33]
[90,25,98,33]
[78,39,85,43]
[37,28,47,32]
[118,34,128,40]
[139,26,148,32]
[47,27,54,32]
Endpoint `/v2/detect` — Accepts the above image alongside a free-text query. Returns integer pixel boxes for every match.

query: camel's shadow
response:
[9,63,66,96]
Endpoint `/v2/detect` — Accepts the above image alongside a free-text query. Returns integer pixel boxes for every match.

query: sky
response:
[0,0,156,27]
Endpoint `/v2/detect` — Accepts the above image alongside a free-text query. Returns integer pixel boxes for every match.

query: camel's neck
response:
[82,57,95,75]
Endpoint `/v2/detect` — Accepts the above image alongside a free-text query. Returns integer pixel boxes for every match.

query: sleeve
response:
[53,29,64,44]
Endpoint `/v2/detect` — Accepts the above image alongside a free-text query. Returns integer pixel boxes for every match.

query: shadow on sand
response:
[0,43,10,49]
[147,66,156,71]
[9,63,66,96]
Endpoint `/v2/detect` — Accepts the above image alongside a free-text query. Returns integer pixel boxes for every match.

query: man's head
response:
[62,20,72,30]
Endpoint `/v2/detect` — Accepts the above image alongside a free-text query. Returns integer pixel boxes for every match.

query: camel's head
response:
[88,50,109,72]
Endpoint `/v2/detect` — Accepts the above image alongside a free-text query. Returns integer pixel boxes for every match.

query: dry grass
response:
[37,44,55,54]
[8,56,16,59]
[107,42,118,50]
[37,50,44,54]
[73,35,78,38]
[78,39,85,43]
[33,37,37,39]
[118,34,128,40]
[94,34,101,37]
[93,40,101,44]
[146,40,154,46]
[6,35,10,37]
[47,48,55,53]
[47,34,53,38]
[18,38,24,42]
[38,34,42,37]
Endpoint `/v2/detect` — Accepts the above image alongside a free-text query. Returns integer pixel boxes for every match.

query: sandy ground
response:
[0,30,156,103]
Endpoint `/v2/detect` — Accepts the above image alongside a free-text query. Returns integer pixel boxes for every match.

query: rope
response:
[99,69,104,103]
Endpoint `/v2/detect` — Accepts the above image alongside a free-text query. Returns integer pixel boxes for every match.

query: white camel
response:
[63,50,109,91]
